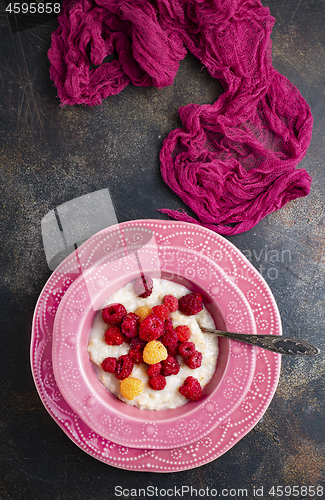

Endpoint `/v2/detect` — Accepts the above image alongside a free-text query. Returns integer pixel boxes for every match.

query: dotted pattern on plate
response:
[31,220,281,472]
[51,240,255,449]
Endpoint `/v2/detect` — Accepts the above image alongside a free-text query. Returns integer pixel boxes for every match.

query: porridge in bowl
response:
[88,277,219,410]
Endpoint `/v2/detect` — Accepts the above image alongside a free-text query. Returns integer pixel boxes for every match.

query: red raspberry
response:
[115,354,134,380]
[160,329,178,347]
[129,336,146,352]
[102,303,127,325]
[167,343,179,356]
[139,314,164,342]
[178,293,203,316]
[101,357,117,373]
[163,294,179,312]
[133,276,154,298]
[184,350,202,369]
[104,326,125,345]
[163,318,173,333]
[161,355,180,376]
[174,325,191,342]
[178,341,196,359]
[152,304,170,321]
[129,349,143,364]
[121,312,140,338]
[179,376,202,401]
[147,363,162,377]
[149,374,166,391]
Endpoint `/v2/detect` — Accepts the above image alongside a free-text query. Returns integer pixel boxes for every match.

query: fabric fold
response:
[48,0,313,235]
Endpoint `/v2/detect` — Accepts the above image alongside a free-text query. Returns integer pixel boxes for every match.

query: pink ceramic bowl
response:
[52,223,256,450]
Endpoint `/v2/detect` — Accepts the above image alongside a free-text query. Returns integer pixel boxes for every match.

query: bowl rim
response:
[52,231,256,450]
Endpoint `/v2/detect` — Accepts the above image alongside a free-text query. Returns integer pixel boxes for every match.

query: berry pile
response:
[100,280,205,402]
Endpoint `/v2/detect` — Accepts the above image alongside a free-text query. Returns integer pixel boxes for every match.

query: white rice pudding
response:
[88,278,218,410]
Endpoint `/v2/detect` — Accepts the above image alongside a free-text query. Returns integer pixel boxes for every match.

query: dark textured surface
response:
[0,1,324,498]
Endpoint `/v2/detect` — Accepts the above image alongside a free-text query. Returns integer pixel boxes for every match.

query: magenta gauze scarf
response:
[48,0,313,235]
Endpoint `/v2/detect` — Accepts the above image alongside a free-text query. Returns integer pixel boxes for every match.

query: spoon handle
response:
[200,328,320,356]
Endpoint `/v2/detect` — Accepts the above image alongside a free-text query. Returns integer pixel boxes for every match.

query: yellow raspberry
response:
[134,306,152,322]
[143,340,168,365]
[120,377,144,400]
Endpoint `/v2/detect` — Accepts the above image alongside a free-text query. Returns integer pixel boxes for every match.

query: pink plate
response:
[31,220,281,470]
[52,235,256,450]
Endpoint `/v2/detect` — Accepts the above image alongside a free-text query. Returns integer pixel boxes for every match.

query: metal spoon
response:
[200,327,320,356]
